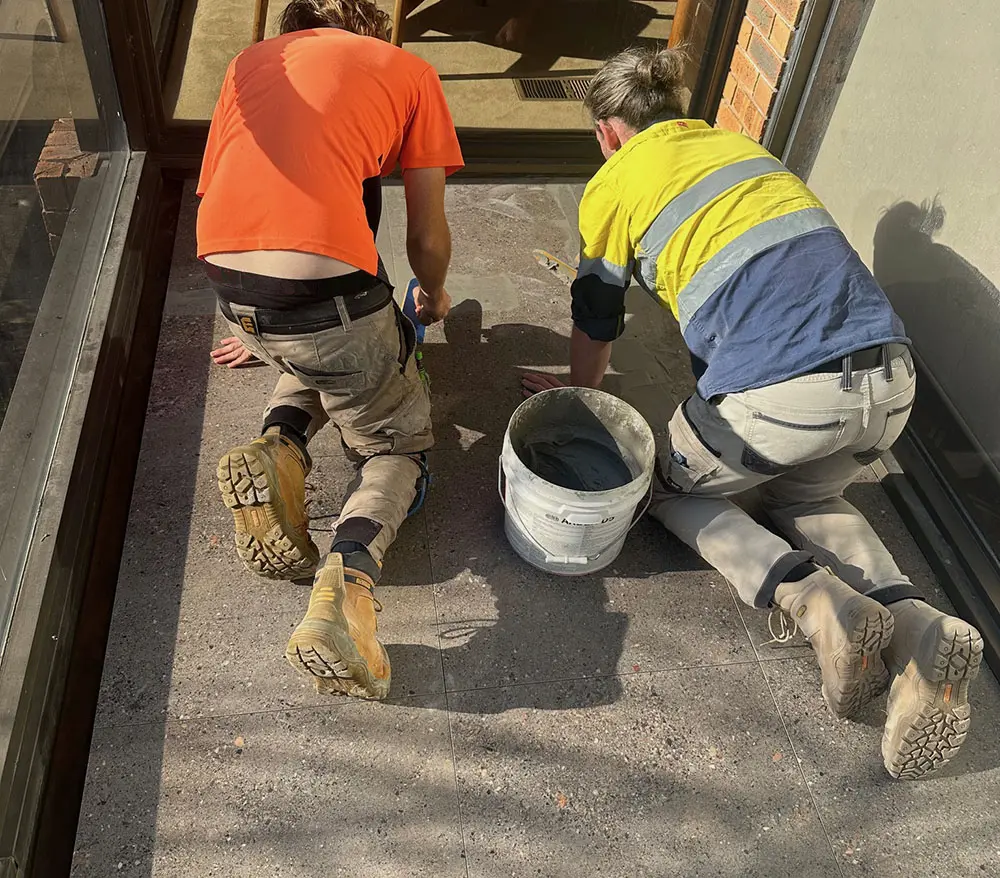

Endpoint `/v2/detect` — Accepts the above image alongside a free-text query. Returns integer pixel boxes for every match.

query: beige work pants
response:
[224,299,432,565]
[650,350,918,608]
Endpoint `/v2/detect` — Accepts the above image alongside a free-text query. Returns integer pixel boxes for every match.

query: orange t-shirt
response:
[196,28,464,274]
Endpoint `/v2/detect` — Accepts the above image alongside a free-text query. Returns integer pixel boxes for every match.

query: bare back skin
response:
[206,250,359,279]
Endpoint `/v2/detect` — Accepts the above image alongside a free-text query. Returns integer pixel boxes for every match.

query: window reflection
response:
[0,0,126,650]
[158,0,677,127]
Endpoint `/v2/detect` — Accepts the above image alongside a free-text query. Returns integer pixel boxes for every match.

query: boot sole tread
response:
[883,624,984,779]
[824,605,894,719]
[218,448,319,581]
[285,614,390,701]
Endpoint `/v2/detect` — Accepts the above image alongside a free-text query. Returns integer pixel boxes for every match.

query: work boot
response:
[774,569,895,718]
[882,599,983,779]
[217,430,320,580]
[285,553,391,700]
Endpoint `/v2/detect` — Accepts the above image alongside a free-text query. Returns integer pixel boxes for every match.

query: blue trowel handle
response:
[402,278,426,343]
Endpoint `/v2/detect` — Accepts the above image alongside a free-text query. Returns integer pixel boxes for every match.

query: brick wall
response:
[717,0,805,141]
[32,119,100,255]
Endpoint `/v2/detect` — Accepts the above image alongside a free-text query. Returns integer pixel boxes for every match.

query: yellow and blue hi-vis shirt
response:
[571,119,908,399]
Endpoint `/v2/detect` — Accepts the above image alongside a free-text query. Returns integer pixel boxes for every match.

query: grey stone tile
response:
[73,697,464,878]
[762,657,1000,877]
[449,666,840,877]
[95,582,443,728]
[385,183,579,300]
[424,445,753,695]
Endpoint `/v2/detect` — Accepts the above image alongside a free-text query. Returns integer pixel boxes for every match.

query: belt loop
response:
[841,352,853,392]
[882,344,894,381]
[335,296,353,332]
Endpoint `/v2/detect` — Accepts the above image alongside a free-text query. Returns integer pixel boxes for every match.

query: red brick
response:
[716,102,742,133]
[752,76,776,114]
[747,30,784,86]
[730,47,759,92]
[769,0,805,26]
[769,15,794,56]
[723,74,738,104]
[732,86,751,117]
[65,154,99,178]
[746,0,775,35]
[33,162,74,212]
[738,18,753,48]
[740,102,766,140]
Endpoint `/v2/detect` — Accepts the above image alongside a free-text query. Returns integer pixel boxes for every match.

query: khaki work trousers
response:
[225,300,432,565]
[650,351,919,608]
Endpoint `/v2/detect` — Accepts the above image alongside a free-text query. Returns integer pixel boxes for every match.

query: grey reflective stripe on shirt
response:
[636,155,788,291]
[577,255,634,287]
[676,206,838,331]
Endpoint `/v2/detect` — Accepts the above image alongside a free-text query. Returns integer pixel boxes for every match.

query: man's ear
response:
[595,119,622,153]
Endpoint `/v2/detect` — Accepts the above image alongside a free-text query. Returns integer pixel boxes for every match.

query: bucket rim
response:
[500,437,653,499]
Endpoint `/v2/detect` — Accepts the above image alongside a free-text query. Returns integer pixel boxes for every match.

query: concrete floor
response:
[71,181,1000,878]
[163,0,673,126]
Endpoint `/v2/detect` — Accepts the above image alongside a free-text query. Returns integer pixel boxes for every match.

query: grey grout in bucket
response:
[499,387,656,576]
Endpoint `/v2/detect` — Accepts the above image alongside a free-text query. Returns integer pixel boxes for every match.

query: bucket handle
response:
[498,460,653,566]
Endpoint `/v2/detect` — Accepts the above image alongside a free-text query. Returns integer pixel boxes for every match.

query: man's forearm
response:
[570,325,612,388]
[407,230,451,295]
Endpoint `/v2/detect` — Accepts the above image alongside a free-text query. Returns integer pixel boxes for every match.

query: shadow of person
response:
[873,197,1000,532]
[404,0,660,76]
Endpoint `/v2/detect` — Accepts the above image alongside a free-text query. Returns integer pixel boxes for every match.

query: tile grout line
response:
[422,488,473,878]
[756,661,848,878]
[727,582,846,875]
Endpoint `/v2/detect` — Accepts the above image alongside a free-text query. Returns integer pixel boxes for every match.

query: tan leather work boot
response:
[285,553,391,700]
[882,599,983,779]
[217,430,320,580]
[774,569,894,718]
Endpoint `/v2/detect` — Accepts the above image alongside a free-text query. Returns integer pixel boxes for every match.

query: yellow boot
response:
[285,553,391,700]
[217,430,320,580]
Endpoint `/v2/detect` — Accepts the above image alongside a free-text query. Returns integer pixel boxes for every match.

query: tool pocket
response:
[657,401,722,494]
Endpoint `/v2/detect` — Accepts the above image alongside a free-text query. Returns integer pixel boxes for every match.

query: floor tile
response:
[73,697,464,878]
[762,656,1000,877]
[449,666,840,877]
[96,581,442,727]
[424,445,755,694]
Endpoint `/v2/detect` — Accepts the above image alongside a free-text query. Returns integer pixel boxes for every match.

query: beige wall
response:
[803,0,1000,468]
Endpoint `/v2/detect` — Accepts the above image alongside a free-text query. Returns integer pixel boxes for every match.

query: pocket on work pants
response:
[740,403,848,476]
[656,400,723,494]
[853,373,916,465]
[280,310,397,396]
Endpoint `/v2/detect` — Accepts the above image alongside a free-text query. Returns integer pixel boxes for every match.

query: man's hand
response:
[415,285,452,325]
[211,336,255,368]
[521,372,567,397]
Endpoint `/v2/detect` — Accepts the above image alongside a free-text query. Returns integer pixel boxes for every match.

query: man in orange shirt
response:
[197,0,464,700]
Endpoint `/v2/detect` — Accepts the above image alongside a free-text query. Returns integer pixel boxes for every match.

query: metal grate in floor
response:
[513,76,593,101]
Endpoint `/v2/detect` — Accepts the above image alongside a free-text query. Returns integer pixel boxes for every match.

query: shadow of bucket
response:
[499,388,655,576]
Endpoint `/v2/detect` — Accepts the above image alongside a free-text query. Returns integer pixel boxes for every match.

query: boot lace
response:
[763,608,800,648]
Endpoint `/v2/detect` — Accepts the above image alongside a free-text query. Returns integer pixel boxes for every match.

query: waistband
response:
[218,284,393,336]
[809,342,911,374]
[206,262,387,307]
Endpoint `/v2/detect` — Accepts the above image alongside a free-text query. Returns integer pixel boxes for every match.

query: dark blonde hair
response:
[279,0,391,40]
[585,46,688,129]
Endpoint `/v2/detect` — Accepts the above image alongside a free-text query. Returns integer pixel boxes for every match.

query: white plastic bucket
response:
[499,387,655,576]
